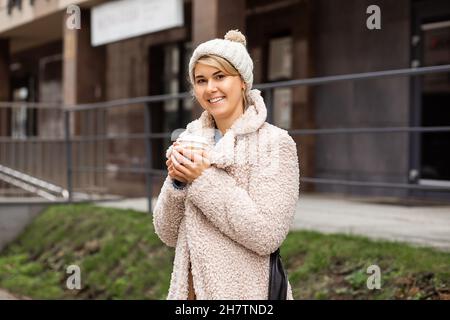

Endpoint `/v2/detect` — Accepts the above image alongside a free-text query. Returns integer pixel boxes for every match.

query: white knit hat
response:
[188,30,254,92]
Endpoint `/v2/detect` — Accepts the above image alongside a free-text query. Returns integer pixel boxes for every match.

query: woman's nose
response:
[206,80,217,92]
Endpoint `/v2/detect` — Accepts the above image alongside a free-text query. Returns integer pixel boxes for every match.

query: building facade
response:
[0,0,449,202]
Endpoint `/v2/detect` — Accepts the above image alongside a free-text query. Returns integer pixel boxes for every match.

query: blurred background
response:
[0,0,449,300]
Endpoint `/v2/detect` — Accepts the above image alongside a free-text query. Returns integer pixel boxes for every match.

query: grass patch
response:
[0,204,449,299]
[0,204,173,299]
[282,231,450,299]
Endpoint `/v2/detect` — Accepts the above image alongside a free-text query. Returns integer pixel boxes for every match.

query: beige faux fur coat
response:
[153,89,300,300]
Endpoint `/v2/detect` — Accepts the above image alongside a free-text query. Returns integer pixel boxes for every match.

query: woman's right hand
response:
[166,142,189,183]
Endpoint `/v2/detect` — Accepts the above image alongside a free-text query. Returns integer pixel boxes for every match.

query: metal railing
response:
[0,64,449,210]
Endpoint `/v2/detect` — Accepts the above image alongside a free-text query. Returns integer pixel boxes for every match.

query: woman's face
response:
[193,63,245,121]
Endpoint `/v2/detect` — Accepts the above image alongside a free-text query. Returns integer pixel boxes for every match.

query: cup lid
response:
[178,134,208,145]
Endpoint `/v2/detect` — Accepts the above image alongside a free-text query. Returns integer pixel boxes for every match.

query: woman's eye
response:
[196,79,206,84]
[215,74,225,80]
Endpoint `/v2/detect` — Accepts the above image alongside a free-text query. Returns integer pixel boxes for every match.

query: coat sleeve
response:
[186,133,300,256]
[152,175,187,248]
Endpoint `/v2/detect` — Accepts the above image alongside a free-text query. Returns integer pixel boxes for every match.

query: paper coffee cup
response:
[177,135,209,152]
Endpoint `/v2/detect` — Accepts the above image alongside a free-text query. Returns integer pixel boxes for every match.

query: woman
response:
[153,30,299,300]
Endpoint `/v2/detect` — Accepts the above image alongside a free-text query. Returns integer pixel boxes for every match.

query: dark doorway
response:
[411,0,450,198]
[420,23,450,182]
[148,42,193,170]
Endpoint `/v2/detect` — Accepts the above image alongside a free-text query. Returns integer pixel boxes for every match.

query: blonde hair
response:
[191,54,248,110]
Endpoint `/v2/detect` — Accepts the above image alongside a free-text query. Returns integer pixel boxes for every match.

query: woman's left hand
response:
[170,146,211,183]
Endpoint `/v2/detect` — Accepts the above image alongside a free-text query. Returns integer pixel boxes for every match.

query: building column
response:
[191,0,246,118]
[63,9,105,133]
[292,0,315,192]
[63,9,106,191]
[0,39,10,136]
[192,0,246,46]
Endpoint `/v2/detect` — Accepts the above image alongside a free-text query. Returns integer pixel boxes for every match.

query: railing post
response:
[144,104,153,214]
[64,110,73,203]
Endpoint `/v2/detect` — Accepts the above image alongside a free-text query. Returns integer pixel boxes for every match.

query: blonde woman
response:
[153,30,299,300]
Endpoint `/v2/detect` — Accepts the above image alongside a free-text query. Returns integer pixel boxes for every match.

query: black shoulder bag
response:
[268,248,288,300]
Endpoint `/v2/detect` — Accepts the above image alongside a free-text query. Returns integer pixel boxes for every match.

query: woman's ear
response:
[240,77,246,91]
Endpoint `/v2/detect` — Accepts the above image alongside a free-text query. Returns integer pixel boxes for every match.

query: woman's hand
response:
[170,145,211,184]
[166,142,189,183]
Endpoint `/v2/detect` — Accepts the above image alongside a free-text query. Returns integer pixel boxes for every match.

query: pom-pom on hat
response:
[188,29,254,92]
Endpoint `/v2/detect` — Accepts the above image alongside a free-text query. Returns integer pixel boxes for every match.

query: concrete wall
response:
[312,0,411,197]
[0,204,46,252]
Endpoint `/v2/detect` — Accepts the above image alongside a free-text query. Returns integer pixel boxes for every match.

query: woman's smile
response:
[208,96,226,104]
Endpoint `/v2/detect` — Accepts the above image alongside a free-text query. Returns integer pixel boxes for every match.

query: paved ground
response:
[293,194,450,251]
[0,288,29,300]
[97,194,450,251]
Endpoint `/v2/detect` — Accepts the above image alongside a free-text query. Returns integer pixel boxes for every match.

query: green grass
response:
[282,231,450,299]
[0,204,173,299]
[0,204,449,299]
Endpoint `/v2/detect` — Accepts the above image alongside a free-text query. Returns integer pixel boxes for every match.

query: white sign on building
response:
[91,0,184,46]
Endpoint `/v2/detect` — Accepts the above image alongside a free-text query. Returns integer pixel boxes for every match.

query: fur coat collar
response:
[176,89,267,168]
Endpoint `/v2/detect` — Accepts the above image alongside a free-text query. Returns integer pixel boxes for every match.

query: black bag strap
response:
[268,248,288,300]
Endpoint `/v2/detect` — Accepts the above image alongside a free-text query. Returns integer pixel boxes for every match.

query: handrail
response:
[0,164,69,199]
[1,64,450,205]
[0,65,448,110]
